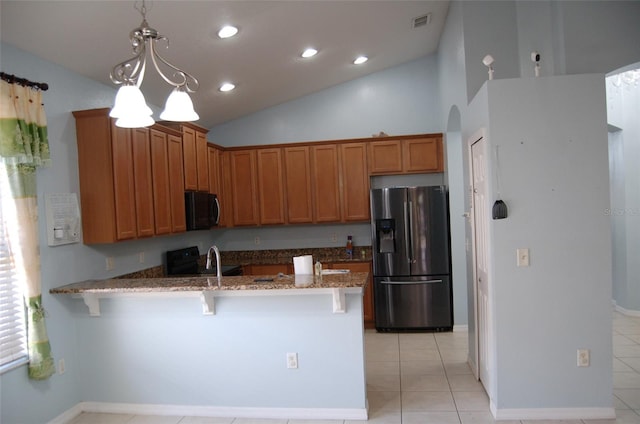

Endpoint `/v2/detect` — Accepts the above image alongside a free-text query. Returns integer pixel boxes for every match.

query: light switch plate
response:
[517,248,530,267]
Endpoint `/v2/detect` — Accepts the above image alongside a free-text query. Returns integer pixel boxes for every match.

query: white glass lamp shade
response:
[110,85,153,119]
[115,114,155,128]
[160,88,200,122]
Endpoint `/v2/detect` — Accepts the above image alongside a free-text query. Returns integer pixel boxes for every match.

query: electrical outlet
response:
[138,251,145,263]
[286,352,298,369]
[331,233,338,242]
[105,257,114,271]
[517,248,530,267]
[577,349,590,367]
[58,358,65,375]
[254,236,261,245]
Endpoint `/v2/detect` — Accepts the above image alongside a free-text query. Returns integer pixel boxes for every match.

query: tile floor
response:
[69,311,640,424]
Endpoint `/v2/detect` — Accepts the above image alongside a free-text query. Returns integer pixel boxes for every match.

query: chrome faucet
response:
[206,245,222,281]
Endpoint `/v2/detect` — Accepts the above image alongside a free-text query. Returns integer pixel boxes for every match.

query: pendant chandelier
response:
[109,0,199,128]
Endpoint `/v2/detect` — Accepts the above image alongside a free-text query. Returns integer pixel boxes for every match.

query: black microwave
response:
[185,191,219,231]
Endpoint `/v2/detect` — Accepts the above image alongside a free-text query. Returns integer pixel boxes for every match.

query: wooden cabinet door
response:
[131,128,155,237]
[74,110,118,244]
[167,134,186,233]
[111,124,137,241]
[340,143,370,221]
[182,126,198,190]
[310,145,341,223]
[208,146,221,196]
[283,146,313,224]
[403,137,443,173]
[219,151,232,228]
[245,264,290,275]
[229,150,259,226]
[256,148,285,225]
[149,129,172,235]
[368,140,402,174]
[196,131,210,191]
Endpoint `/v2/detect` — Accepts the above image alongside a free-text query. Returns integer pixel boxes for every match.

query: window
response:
[0,171,28,371]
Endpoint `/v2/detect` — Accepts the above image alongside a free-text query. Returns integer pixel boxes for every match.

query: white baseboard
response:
[48,403,84,424]
[613,302,640,317]
[492,406,616,421]
[49,401,368,423]
[453,324,468,332]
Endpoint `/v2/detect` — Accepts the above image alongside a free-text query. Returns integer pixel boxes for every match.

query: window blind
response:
[0,181,28,368]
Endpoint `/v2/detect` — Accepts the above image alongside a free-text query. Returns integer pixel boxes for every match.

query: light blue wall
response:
[481,75,612,411]
[70,294,365,410]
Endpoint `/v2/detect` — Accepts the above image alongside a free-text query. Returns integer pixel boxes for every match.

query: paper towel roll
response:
[293,255,313,275]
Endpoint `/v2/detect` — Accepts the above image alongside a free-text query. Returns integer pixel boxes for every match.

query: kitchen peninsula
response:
[49,272,369,420]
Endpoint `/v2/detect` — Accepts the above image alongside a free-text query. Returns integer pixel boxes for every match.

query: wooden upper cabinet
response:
[369,135,444,175]
[167,133,187,233]
[149,128,172,235]
[283,146,313,224]
[340,142,370,222]
[368,140,403,174]
[310,144,341,223]
[182,126,198,190]
[73,108,192,243]
[110,123,138,241]
[196,131,210,191]
[229,150,259,226]
[403,137,443,173]
[256,148,285,225]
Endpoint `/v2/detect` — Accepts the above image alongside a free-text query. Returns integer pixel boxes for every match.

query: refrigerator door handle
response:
[408,200,415,263]
[379,279,444,285]
[403,201,411,263]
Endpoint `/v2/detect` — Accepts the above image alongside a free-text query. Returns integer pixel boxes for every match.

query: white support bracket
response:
[82,293,101,316]
[332,288,346,313]
[200,291,216,315]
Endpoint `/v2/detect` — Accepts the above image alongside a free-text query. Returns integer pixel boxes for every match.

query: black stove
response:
[166,246,242,277]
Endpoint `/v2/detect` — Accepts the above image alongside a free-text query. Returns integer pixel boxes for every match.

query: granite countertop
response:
[113,246,372,280]
[50,272,369,295]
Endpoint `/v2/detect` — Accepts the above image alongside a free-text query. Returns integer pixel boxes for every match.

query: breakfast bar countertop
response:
[49,272,369,295]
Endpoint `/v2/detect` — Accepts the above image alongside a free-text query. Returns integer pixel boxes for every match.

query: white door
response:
[471,136,491,392]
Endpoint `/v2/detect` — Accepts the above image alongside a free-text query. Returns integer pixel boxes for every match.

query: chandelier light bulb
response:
[115,114,155,128]
[110,85,153,119]
[160,88,200,122]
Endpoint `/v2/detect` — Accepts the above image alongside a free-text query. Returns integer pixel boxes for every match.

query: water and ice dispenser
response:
[375,219,396,253]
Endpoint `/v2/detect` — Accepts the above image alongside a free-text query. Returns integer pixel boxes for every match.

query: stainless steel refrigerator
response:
[370,185,452,331]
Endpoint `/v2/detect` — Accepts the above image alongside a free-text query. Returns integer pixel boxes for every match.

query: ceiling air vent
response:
[412,13,432,29]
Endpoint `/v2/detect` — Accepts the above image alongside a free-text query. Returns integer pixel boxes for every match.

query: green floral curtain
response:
[0,78,54,380]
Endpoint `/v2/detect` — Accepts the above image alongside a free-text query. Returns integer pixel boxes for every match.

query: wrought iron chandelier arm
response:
[149,39,199,93]
[110,48,146,86]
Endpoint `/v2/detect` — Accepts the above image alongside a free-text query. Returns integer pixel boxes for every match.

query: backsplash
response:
[116,246,372,278]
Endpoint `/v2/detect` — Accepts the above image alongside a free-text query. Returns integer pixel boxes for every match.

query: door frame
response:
[467,128,486,383]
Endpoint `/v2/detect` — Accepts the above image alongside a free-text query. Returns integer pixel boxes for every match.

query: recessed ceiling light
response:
[218,25,238,39]
[353,56,368,65]
[301,48,318,58]
[219,83,235,92]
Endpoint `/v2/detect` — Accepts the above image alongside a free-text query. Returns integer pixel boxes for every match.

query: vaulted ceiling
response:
[1,1,449,128]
